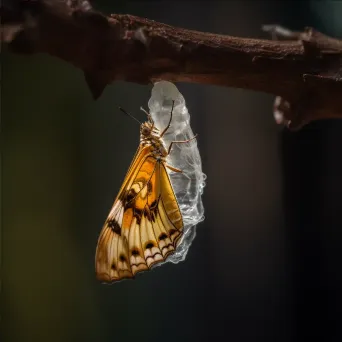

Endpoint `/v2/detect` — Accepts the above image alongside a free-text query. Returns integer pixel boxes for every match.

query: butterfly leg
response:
[167,134,198,156]
[166,164,182,173]
[160,100,175,137]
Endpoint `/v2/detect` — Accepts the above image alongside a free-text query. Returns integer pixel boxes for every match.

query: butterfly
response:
[95,101,198,283]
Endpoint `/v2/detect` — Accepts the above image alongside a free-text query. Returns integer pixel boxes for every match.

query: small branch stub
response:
[263,25,342,129]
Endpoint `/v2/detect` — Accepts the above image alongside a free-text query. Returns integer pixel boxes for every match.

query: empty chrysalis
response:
[148,81,206,266]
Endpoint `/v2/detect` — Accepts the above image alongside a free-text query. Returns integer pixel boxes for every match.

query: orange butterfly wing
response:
[95,145,183,283]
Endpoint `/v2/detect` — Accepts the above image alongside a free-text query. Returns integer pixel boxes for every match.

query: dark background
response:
[2,1,342,341]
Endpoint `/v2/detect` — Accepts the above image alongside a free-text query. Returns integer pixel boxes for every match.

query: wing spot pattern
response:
[107,219,121,235]
[145,241,156,249]
[159,233,168,241]
[119,254,127,262]
[131,248,140,256]
[168,229,177,237]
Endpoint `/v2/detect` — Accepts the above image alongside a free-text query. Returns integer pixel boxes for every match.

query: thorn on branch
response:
[133,27,151,46]
[262,24,301,40]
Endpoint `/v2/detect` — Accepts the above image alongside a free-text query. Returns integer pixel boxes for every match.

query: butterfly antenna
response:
[118,107,142,125]
[140,106,154,125]
[160,100,175,137]
[140,106,149,116]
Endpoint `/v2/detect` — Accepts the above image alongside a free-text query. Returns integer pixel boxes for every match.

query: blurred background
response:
[2,1,342,341]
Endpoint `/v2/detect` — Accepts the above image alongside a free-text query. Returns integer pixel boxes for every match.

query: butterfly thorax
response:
[140,122,168,158]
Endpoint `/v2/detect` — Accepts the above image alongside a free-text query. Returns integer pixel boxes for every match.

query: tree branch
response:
[2,0,342,129]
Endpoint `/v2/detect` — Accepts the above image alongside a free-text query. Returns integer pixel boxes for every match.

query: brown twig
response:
[2,0,342,130]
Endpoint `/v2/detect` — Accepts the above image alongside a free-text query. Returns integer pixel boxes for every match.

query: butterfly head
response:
[140,121,159,137]
[140,122,153,137]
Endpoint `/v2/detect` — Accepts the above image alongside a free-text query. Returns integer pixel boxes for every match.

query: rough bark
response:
[2,0,342,130]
